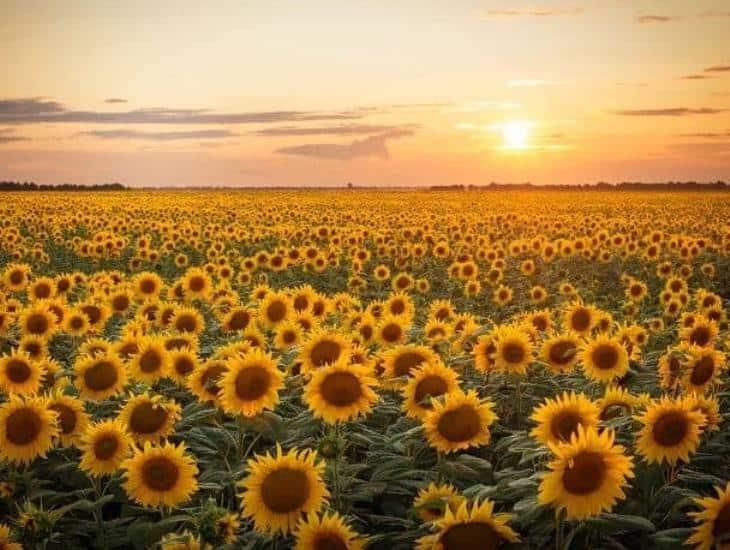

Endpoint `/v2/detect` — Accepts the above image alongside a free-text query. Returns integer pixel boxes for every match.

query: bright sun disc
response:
[502,122,530,150]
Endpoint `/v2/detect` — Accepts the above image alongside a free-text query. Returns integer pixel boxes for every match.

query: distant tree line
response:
[0,181,127,191]
[428,181,729,191]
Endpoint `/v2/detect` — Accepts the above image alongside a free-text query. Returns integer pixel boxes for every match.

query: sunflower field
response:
[0,189,729,550]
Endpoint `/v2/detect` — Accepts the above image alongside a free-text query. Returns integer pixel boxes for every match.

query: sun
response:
[502,121,530,150]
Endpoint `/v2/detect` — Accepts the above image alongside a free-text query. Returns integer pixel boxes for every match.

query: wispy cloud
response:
[104,98,127,104]
[677,132,730,139]
[483,8,582,18]
[0,97,362,125]
[80,129,238,141]
[636,15,681,24]
[612,107,726,116]
[705,65,730,73]
[275,129,413,160]
[680,74,714,80]
[0,127,29,144]
[254,124,416,137]
[698,10,730,18]
[507,79,558,87]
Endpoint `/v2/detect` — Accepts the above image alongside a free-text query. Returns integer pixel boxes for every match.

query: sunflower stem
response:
[555,509,564,550]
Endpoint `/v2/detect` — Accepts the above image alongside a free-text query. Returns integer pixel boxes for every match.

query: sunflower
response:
[493,326,533,375]
[293,511,365,550]
[134,272,164,300]
[159,531,203,550]
[597,386,641,421]
[18,302,57,339]
[416,499,519,549]
[687,482,730,550]
[128,337,170,384]
[530,391,600,447]
[17,334,47,361]
[47,392,89,447]
[0,524,22,550]
[79,300,112,333]
[578,335,629,383]
[219,349,284,417]
[171,306,205,335]
[187,359,228,403]
[385,292,415,320]
[118,393,181,443]
[0,350,44,395]
[687,393,722,432]
[682,346,725,394]
[122,441,199,508]
[259,291,292,328]
[63,308,90,337]
[221,306,254,333]
[538,425,634,520]
[273,320,303,350]
[402,363,460,420]
[299,330,352,374]
[238,445,329,534]
[540,332,580,373]
[291,285,317,312]
[635,396,706,465]
[0,396,58,465]
[375,315,409,347]
[79,420,132,476]
[169,347,199,385]
[303,363,378,424]
[28,276,56,302]
[74,352,127,400]
[423,390,497,454]
[2,263,31,291]
[680,316,719,348]
[413,482,466,522]
[108,287,134,315]
[381,344,441,381]
[563,302,597,336]
[472,334,497,373]
[423,319,453,344]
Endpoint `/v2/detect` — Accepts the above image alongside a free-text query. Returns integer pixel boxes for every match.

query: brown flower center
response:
[591,344,619,370]
[712,503,730,539]
[139,350,162,373]
[320,371,362,406]
[393,352,427,377]
[548,341,577,366]
[25,313,50,335]
[84,361,118,391]
[570,308,591,332]
[5,358,31,383]
[266,301,287,323]
[227,310,250,331]
[690,356,715,386]
[440,522,500,550]
[260,468,309,513]
[652,411,688,447]
[550,410,581,442]
[310,340,342,368]
[501,342,525,364]
[93,434,119,459]
[414,375,448,407]
[129,402,169,434]
[234,366,271,400]
[175,314,198,333]
[689,326,711,347]
[562,451,606,495]
[312,532,348,550]
[49,403,76,434]
[437,405,481,443]
[141,457,179,491]
[5,408,42,445]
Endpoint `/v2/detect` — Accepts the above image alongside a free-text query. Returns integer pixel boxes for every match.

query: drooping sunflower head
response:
[74,352,127,401]
[635,396,706,465]
[530,391,600,447]
[219,348,284,417]
[413,482,466,523]
[0,396,58,465]
[303,363,378,424]
[538,425,634,520]
[402,362,460,420]
[540,332,580,373]
[122,441,199,508]
[597,386,640,421]
[415,499,519,550]
[682,346,725,394]
[118,392,181,444]
[293,511,366,550]
[238,445,329,534]
[687,482,730,550]
[578,335,630,383]
[423,390,497,454]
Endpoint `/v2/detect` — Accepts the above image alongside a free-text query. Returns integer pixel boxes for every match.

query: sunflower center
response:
[129,402,169,434]
[294,296,309,311]
[139,279,157,294]
[570,309,591,331]
[591,344,619,370]
[201,364,226,395]
[381,323,402,342]
[712,503,730,539]
[394,352,427,377]
[235,366,271,400]
[174,356,195,376]
[139,350,162,373]
[501,342,525,364]
[390,300,405,315]
[175,315,198,333]
[310,340,342,367]
[112,295,130,311]
[188,276,205,292]
[228,311,250,330]
[49,403,77,434]
[690,356,715,386]
[9,270,24,285]
[548,341,576,366]
[94,434,120,460]
[440,522,500,550]
[321,371,362,406]
[26,313,50,335]
[266,301,287,323]
[5,358,32,383]
[532,316,548,331]
[561,451,606,495]
[312,532,348,550]
[261,468,309,513]
[166,337,189,351]
[550,410,581,442]
[5,408,42,445]
[34,283,52,299]
[414,375,448,407]
[652,411,688,447]
[141,456,180,491]
[84,361,118,391]
[437,405,481,442]
[69,316,85,330]
[689,326,711,347]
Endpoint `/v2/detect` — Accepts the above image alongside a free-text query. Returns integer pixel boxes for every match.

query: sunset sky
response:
[1,0,729,187]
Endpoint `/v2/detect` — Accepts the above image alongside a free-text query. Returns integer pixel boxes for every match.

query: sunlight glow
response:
[502,121,530,150]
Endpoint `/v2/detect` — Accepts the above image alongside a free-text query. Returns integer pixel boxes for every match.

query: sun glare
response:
[502,121,530,150]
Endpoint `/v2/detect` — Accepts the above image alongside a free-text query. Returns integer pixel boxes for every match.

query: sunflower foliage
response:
[0,189,728,549]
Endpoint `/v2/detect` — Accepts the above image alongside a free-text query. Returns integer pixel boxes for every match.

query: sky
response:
[1,0,729,187]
